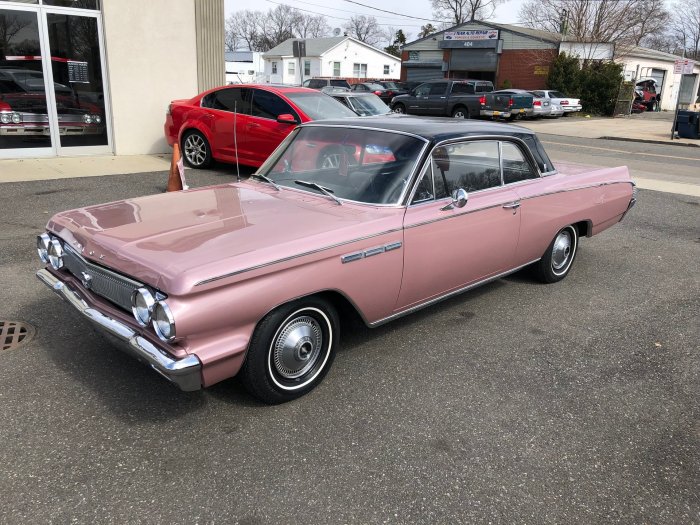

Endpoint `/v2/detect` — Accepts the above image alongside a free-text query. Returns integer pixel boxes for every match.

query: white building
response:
[262,36,401,85]
[616,46,700,111]
[225,51,265,84]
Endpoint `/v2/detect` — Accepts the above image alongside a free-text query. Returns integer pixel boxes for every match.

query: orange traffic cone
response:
[166,143,185,192]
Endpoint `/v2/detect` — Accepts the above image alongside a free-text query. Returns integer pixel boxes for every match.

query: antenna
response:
[333,27,341,36]
[234,101,241,182]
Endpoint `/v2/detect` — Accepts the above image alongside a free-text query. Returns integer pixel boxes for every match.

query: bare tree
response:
[519,0,669,46]
[431,0,503,24]
[256,5,301,51]
[295,14,330,39]
[668,0,700,59]
[343,15,384,46]
[227,10,263,51]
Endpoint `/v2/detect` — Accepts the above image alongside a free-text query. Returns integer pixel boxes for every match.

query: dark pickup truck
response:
[390,79,533,120]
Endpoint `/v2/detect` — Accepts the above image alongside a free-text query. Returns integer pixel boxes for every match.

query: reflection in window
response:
[432,141,501,198]
[501,142,536,184]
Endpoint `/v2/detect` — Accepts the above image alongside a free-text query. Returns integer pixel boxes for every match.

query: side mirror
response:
[441,188,468,211]
[277,113,298,124]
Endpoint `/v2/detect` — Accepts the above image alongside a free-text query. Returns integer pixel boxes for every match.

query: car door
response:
[397,140,521,310]
[408,83,431,114]
[425,81,448,115]
[246,88,300,165]
[202,87,252,163]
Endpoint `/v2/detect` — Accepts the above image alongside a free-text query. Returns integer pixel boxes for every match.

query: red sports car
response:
[164,84,356,169]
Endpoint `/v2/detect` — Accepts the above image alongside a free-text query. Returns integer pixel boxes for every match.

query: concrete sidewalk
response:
[517,111,699,146]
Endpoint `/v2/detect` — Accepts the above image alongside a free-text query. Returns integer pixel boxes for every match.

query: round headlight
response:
[93,115,102,124]
[152,302,176,342]
[12,112,21,124]
[0,113,10,124]
[48,238,64,269]
[37,233,51,263]
[83,114,92,124]
[131,287,155,326]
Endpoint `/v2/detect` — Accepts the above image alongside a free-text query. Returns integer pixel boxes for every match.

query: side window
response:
[415,84,430,97]
[410,163,435,204]
[429,82,447,95]
[251,89,297,120]
[431,141,501,198]
[309,79,323,89]
[302,79,311,87]
[211,88,251,114]
[451,83,469,94]
[200,92,216,108]
[501,142,537,184]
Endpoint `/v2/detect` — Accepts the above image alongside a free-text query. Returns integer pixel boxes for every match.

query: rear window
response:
[550,91,566,98]
[475,82,494,93]
[285,92,356,120]
[451,82,473,94]
[530,91,544,97]
[330,79,351,88]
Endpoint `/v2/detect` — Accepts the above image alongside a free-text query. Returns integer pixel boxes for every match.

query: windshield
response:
[285,92,356,120]
[258,126,426,205]
[345,95,391,116]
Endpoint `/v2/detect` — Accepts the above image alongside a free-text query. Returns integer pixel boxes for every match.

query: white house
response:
[225,51,265,84]
[262,36,401,85]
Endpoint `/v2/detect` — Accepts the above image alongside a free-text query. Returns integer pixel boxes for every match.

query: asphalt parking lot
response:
[0,167,698,524]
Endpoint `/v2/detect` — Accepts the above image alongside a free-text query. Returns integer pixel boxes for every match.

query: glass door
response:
[0,6,54,156]
[44,7,110,154]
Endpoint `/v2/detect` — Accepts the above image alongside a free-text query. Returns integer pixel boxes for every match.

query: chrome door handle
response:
[502,201,521,210]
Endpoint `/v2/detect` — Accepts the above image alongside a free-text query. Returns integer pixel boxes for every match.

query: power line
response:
[342,0,444,23]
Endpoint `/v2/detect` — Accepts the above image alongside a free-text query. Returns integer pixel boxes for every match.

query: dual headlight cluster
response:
[37,232,64,269]
[82,114,102,124]
[37,232,176,343]
[0,111,22,125]
[131,288,176,342]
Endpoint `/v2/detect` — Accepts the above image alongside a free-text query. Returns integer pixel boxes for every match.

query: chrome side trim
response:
[385,241,402,251]
[341,240,403,264]
[341,252,364,264]
[405,201,507,229]
[197,228,403,286]
[36,269,202,391]
[364,246,386,257]
[520,179,636,202]
[369,258,540,327]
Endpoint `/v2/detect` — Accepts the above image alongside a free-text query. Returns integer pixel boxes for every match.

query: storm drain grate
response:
[1,321,36,352]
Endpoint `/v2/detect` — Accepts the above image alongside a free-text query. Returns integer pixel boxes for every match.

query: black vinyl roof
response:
[300,115,536,143]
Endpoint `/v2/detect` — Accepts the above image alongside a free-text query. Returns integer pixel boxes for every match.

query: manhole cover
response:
[0,321,36,352]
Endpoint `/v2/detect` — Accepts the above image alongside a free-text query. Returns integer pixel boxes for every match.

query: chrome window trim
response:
[369,258,541,327]
[261,124,430,207]
[196,227,404,286]
[405,201,508,229]
[407,135,544,207]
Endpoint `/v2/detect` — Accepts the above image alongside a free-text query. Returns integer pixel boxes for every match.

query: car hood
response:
[47,181,402,295]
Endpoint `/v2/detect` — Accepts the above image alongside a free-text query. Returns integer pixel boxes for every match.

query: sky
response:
[223,0,528,42]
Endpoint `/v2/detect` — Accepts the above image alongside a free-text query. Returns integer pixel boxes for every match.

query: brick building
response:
[401,21,563,90]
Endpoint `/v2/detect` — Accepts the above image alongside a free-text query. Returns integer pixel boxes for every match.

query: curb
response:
[599,136,700,148]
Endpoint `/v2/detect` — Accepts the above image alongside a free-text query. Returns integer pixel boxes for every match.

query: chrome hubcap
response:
[184,135,207,166]
[393,106,404,114]
[552,230,573,271]
[453,111,465,118]
[272,316,322,379]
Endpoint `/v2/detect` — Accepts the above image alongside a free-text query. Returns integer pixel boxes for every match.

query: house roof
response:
[618,45,693,63]
[404,20,561,48]
[225,51,254,62]
[262,36,400,61]
[263,37,347,58]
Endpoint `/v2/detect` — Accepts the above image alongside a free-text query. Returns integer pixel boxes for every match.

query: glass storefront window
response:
[46,12,107,147]
[0,9,51,150]
[42,0,99,9]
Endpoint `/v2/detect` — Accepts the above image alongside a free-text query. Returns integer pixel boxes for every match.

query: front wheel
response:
[392,103,406,114]
[240,297,339,404]
[534,225,579,283]
[451,106,469,119]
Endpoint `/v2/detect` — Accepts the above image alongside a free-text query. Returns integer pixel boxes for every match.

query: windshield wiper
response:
[294,180,342,205]
[251,173,280,191]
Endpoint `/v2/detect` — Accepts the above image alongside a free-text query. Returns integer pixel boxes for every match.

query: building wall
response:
[102,0,200,155]
[617,56,700,111]
[497,49,557,90]
[195,0,225,92]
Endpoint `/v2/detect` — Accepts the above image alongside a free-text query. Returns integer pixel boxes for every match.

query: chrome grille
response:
[62,244,143,312]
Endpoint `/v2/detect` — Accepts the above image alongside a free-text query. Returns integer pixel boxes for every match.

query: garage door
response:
[650,68,666,89]
[406,67,442,82]
[449,49,497,72]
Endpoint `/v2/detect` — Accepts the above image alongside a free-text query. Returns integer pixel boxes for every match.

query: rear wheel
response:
[182,130,212,169]
[240,297,339,404]
[392,103,406,114]
[451,106,469,119]
[534,225,579,283]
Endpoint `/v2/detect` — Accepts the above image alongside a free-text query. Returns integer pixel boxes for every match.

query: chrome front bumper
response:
[36,269,202,391]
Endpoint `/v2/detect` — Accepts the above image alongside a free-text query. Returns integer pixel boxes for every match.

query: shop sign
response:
[673,58,695,75]
[534,65,549,76]
[444,30,499,41]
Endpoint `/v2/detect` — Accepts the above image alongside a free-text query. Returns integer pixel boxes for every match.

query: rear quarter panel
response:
[512,165,633,263]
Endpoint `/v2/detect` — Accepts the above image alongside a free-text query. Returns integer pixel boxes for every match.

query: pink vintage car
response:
[36,117,636,403]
